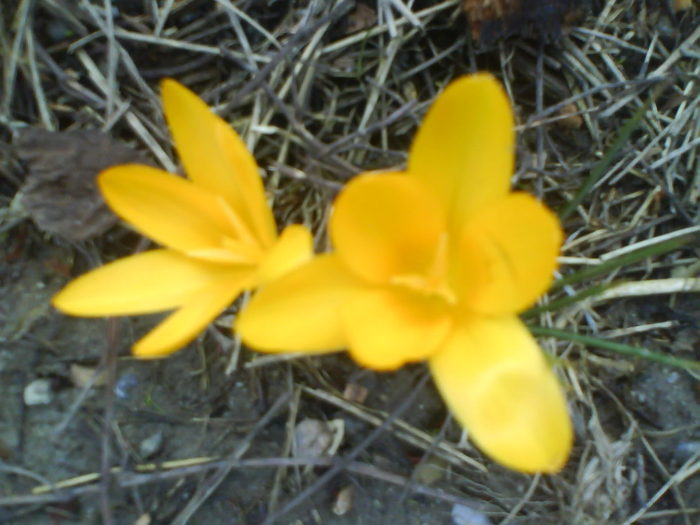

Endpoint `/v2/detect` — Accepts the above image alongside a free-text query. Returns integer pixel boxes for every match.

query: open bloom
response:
[236,74,572,473]
[53,80,312,358]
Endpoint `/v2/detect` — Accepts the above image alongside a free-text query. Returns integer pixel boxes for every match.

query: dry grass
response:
[1,0,699,524]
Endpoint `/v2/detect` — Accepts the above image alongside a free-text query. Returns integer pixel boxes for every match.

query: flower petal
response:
[454,193,562,315]
[254,224,313,285]
[237,254,359,352]
[99,165,242,255]
[213,117,277,247]
[52,250,253,316]
[429,315,572,473]
[133,277,248,358]
[331,172,446,284]
[409,74,514,227]
[342,287,452,370]
[161,79,276,247]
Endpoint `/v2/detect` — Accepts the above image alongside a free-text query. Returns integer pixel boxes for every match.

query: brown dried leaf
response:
[15,128,150,241]
[463,0,589,44]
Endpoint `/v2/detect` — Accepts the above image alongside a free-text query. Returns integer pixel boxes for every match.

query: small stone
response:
[23,379,53,405]
[332,485,354,516]
[666,371,680,384]
[673,441,700,465]
[342,383,368,404]
[139,431,164,459]
[70,363,106,388]
[413,458,447,485]
[557,102,583,129]
[452,503,492,525]
[133,514,151,525]
[293,419,344,459]
[114,372,139,400]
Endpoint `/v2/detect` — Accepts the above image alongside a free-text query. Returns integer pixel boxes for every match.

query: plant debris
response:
[463,0,590,43]
[1,0,699,523]
[14,128,149,241]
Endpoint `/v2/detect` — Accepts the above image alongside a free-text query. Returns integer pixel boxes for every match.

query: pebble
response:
[139,431,164,459]
[23,379,53,405]
[332,485,354,516]
[293,419,344,459]
[673,441,700,465]
[114,372,139,400]
[413,458,446,485]
[452,503,492,525]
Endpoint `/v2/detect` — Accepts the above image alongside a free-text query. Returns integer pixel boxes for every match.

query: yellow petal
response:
[214,117,277,247]
[409,74,514,227]
[237,254,359,352]
[330,172,445,284]
[429,315,572,473]
[133,277,248,358]
[454,193,562,315]
[342,287,452,370]
[255,224,313,285]
[99,165,241,254]
[161,79,276,247]
[52,250,252,316]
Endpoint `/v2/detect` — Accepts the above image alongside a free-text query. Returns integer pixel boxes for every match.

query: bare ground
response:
[1,1,700,524]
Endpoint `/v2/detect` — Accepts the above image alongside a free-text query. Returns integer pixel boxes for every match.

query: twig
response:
[170,389,293,525]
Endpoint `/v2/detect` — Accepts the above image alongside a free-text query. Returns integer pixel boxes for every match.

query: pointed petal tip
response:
[160,77,174,93]
[429,316,573,474]
[51,281,115,318]
[132,338,180,359]
[51,288,77,315]
[160,76,277,247]
[470,368,573,474]
[452,72,502,90]
[160,78,197,114]
[409,72,515,221]
[160,77,191,101]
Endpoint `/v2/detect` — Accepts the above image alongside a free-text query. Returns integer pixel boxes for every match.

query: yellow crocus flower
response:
[53,79,312,358]
[236,74,572,473]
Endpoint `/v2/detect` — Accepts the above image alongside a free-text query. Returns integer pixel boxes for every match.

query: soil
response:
[1,1,699,524]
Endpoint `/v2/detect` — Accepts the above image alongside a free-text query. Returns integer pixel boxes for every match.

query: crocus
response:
[53,79,312,358]
[236,74,572,473]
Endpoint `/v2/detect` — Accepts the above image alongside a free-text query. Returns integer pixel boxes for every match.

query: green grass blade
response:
[559,98,652,221]
[522,281,617,320]
[552,233,695,291]
[529,325,700,371]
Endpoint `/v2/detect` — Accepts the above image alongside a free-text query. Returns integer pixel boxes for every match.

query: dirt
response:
[1,1,699,524]
[0,233,458,524]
